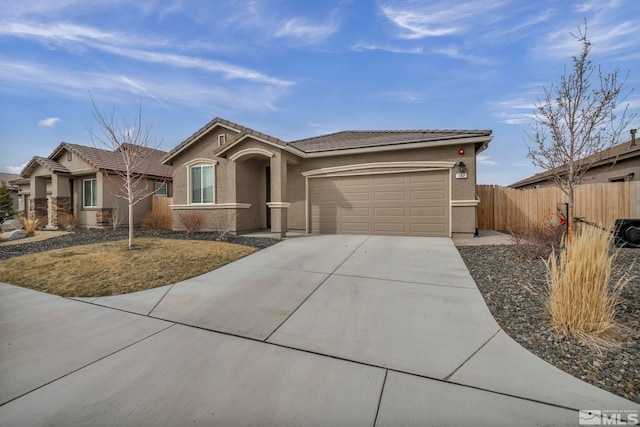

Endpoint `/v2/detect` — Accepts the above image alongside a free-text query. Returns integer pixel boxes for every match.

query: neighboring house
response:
[17,142,172,228]
[511,138,640,189]
[162,118,493,238]
[0,173,20,215]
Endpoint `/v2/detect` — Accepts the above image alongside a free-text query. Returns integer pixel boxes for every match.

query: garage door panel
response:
[341,207,371,217]
[374,207,406,217]
[410,207,447,217]
[375,223,408,233]
[342,192,372,202]
[410,190,446,200]
[374,191,407,201]
[373,175,406,185]
[411,174,447,183]
[310,170,450,237]
[341,222,371,233]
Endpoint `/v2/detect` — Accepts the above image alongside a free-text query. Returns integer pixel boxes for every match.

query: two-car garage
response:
[309,170,450,237]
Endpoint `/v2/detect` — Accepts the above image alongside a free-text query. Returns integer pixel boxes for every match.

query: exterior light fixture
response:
[458,161,466,172]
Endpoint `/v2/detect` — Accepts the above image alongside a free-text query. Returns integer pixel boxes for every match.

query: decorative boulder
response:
[1,219,23,232]
[0,229,27,241]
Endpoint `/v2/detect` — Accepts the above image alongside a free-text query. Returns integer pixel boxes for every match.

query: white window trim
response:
[184,159,218,205]
[83,178,98,208]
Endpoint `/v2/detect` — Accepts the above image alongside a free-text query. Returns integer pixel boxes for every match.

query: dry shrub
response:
[546,226,628,346]
[19,217,41,236]
[58,214,79,231]
[143,209,172,231]
[511,222,565,259]
[178,212,205,235]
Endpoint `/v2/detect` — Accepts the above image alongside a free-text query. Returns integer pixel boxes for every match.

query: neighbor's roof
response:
[21,142,172,179]
[0,173,21,186]
[510,139,640,188]
[163,117,492,164]
[289,130,493,153]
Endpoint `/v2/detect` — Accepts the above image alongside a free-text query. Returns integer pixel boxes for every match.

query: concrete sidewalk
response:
[1,234,638,426]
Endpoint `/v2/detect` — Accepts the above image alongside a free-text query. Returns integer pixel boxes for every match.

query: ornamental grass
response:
[546,226,629,346]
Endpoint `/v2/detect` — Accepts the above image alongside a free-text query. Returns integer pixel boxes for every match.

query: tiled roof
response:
[510,139,640,188]
[21,156,71,176]
[289,130,493,153]
[20,143,172,179]
[0,173,20,185]
[61,143,172,178]
[164,117,493,163]
[163,117,287,164]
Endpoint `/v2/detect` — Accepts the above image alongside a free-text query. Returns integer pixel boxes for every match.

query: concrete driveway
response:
[1,234,638,426]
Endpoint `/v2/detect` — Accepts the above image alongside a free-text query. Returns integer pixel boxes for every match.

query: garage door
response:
[309,170,450,237]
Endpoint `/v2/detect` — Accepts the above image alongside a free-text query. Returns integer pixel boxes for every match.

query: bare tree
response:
[90,98,166,249]
[527,21,635,242]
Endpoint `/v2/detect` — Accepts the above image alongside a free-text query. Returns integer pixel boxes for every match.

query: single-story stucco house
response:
[17,142,172,228]
[163,118,492,238]
[511,136,640,189]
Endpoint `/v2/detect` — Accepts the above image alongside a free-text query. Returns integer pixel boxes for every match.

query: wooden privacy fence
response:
[477,182,640,235]
[150,195,173,222]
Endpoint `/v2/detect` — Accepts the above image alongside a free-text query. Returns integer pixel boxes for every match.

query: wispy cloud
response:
[0,58,287,112]
[38,117,60,127]
[0,21,291,86]
[274,17,338,44]
[490,96,537,125]
[351,42,422,54]
[5,163,27,174]
[477,154,499,165]
[379,0,508,39]
[430,46,491,64]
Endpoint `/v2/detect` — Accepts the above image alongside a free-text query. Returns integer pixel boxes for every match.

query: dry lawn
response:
[0,238,258,297]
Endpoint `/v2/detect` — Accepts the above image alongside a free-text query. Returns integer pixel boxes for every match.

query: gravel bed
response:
[457,244,640,404]
[0,228,279,260]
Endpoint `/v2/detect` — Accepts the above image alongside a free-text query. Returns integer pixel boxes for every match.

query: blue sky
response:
[1,0,639,185]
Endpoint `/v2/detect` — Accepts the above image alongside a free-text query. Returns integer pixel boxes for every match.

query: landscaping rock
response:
[1,219,22,232]
[1,229,27,241]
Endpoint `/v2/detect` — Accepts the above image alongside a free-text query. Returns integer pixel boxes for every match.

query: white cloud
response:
[38,117,61,127]
[379,1,508,39]
[0,58,287,112]
[5,163,27,174]
[477,154,499,165]
[351,42,422,54]
[0,21,290,87]
[274,17,338,44]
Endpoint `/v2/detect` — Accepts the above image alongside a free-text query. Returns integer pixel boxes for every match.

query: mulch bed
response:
[458,244,640,404]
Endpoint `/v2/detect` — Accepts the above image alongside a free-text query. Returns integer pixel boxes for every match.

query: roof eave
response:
[301,134,493,158]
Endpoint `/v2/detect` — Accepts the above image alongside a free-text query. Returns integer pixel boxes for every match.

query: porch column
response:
[268,153,289,238]
[30,176,47,221]
[51,174,72,228]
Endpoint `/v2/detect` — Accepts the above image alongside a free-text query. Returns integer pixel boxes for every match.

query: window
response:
[218,134,226,145]
[155,182,168,197]
[190,165,214,204]
[83,178,97,207]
